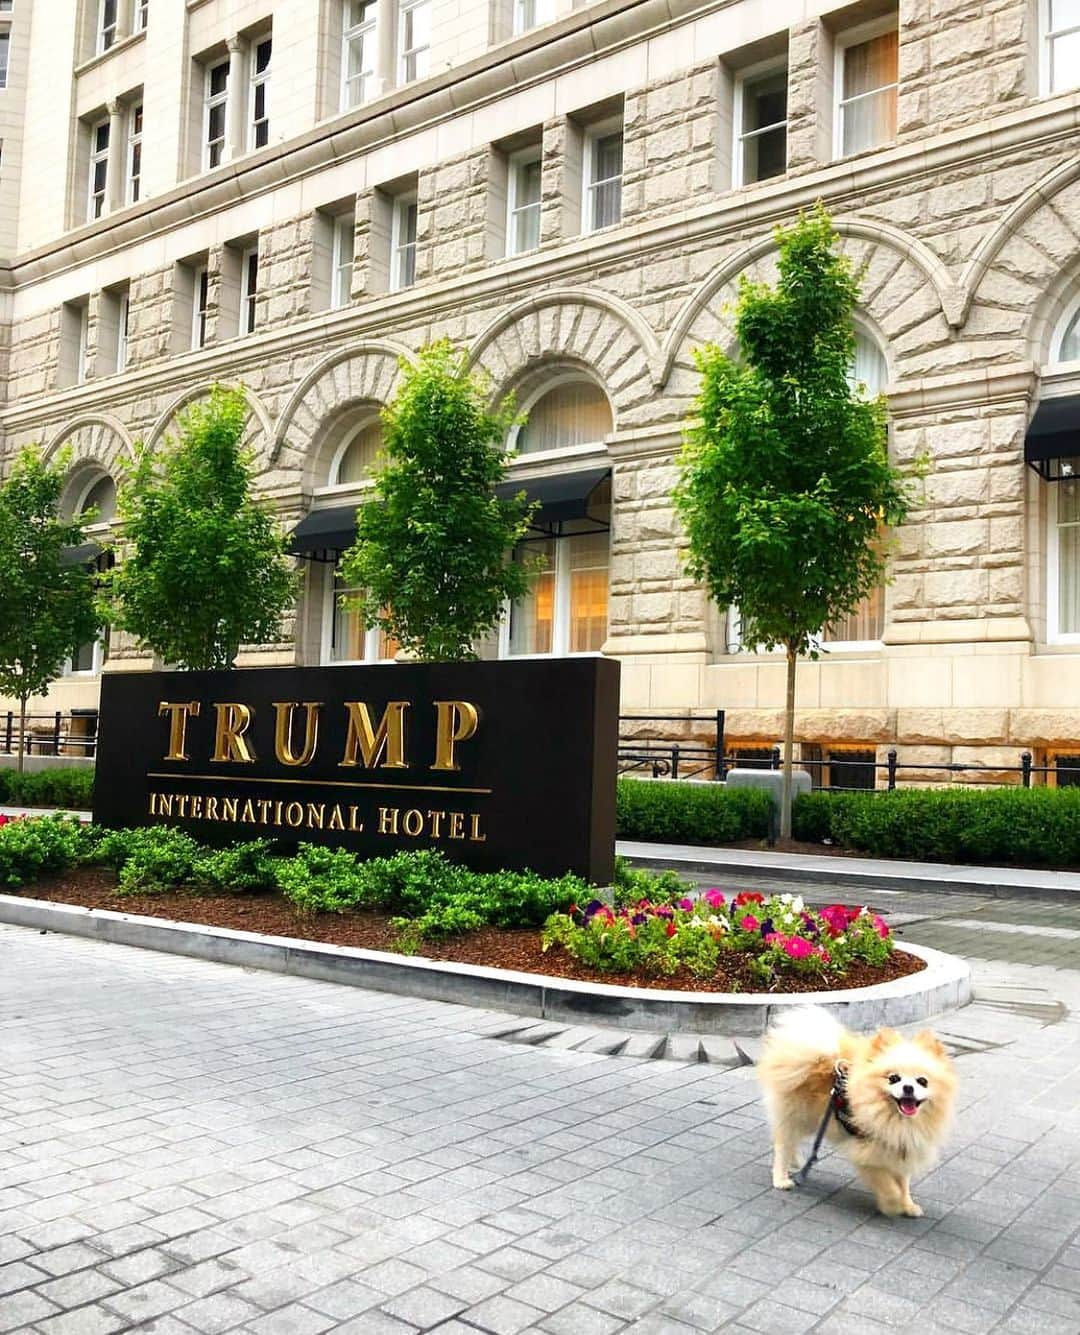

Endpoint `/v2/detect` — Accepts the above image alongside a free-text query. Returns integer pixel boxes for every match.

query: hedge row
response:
[616,778,772,844]
[0,767,94,810]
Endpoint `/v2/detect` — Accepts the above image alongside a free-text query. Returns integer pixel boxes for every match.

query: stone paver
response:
[1,888,1079,1333]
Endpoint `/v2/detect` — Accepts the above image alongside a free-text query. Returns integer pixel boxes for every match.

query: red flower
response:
[665,922,677,938]
[734,891,765,907]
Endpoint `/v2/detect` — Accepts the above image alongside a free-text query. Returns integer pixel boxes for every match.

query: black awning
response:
[497,467,611,535]
[1026,397,1080,480]
[289,505,357,561]
[60,541,105,568]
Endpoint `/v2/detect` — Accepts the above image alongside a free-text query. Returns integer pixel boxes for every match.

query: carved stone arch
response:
[467,289,660,429]
[660,219,960,408]
[42,413,135,475]
[271,341,414,471]
[145,383,274,460]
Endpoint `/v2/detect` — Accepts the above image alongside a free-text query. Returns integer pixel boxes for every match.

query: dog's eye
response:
[887,1074,900,1084]
[916,1077,928,1088]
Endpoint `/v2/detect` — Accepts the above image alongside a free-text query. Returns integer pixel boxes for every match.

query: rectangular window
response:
[513,0,553,35]
[88,118,110,221]
[391,194,417,290]
[192,265,208,348]
[507,150,541,255]
[0,29,9,89]
[343,0,377,108]
[76,304,89,382]
[1046,0,1080,93]
[99,0,118,52]
[204,58,229,169]
[116,289,129,372]
[508,530,609,656]
[329,574,399,662]
[133,0,148,31]
[332,211,355,308]
[249,36,271,150]
[1056,466,1080,635]
[127,102,142,203]
[583,124,622,233]
[735,64,788,186]
[399,0,430,83]
[837,24,898,157]
[240,247,258,334]
[823,584,885,644]
[0,2,13,12]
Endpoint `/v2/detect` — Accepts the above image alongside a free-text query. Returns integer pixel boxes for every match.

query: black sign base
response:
[93,658,619,884]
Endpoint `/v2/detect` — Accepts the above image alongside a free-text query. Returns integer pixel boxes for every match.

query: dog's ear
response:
[913,1030,947,1059]
[869,1028,900,1054]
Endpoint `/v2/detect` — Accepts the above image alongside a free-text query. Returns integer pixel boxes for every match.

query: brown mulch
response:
[13,868,925,995]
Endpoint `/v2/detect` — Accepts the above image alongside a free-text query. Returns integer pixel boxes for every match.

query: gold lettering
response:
[273,800,284,827]
[177,794,190,818]
[240,799,256,823]
[340,701,410,769]
[206,796,220,821]
[223,797,239,822]
[148,792,157,816]
[432,701,479,772]
[158,793,173,817]
[428,809,445,839]
[212,703,257,763]
[378,806,399,835]
[402,808,423,837]
[448,811,465,840]
[190,795,204,819]
[158,700,201,761]
[257,799,272,823]
[285,801,304,827]
[328,805,345,831]
[306,802,326,830]
[348,805,363,831]
[469,813,486,843]
[273,701,322,767]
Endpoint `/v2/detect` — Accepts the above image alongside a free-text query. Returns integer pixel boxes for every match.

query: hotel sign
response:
[93,657,620,882]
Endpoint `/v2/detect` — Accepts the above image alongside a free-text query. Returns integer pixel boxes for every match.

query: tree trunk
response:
[780,642,798,840]
[17,694,27,776]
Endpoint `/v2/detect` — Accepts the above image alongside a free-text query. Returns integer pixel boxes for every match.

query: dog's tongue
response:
[898,1097,920,1117]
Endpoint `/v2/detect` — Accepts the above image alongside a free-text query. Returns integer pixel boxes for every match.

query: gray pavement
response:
[2,883,1080,1333]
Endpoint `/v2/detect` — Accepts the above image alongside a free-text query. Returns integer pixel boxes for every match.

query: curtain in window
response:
[849,333,888,396]
[509,540,556,654]
[331,577,398,660]
[1059,475,1080,634]
[335,421,383,485]
[1059,308,1080,362]
[590,133,623,229]
[824,582,885,643]
[568,532,609,652]
[842,31,898,155]
[518,382,613,454]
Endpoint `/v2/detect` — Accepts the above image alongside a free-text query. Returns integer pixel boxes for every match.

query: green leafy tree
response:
[675,206,913,837]
[340,340,535,661]
[0,449,99,771]
[105,385,296,671]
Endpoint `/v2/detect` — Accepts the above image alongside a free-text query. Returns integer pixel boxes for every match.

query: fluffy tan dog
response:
[757,1006,956,1217]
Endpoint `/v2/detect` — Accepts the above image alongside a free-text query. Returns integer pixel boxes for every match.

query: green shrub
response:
[0,767,94,810]
[792,787,1080,866]
[616,779,772,845]
[194,840,278,894]
[611,854,689,907]
[274,843,377,913]
[0,814,89,887]
[113,827,202,895]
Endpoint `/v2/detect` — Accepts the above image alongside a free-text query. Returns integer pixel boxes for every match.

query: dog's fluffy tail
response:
[757,1006,844,1095]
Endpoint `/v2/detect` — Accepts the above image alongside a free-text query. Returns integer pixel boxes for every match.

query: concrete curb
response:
[0,894,971,1036]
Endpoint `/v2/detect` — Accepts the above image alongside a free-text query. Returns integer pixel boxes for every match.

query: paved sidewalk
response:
[2,894,1079,1334]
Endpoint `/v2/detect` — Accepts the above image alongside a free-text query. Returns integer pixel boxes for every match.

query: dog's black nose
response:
[902,1084,914,1097]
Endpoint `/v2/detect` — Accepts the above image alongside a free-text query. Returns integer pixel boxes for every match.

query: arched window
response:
[849,330,888,397]
[516,379,613,455]
[1056,305,1080,364]
[75,474,117,524]
[330,419,383,486]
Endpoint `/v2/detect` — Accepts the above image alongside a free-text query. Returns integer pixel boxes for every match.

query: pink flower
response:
[740,914,760,932]
[781,936,815,960]
[702,889,725,908]
[677,897,695,911]
[872,914,890,940]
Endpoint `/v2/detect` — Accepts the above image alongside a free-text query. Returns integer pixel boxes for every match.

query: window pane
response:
[594,132,622,183]
[843,31,898,101]
[1060,480,1080,633]
[568,532,609,652]
[80,475,117,523]
[335,421,382,484]
[849,333,888,396]
[742,125,787,184]
[1061,308,1080,362]
[743,69,787,133]
[0,33,8,89]
[510,541,555,655]
[331,580,367,661]
[842,85,897,155]
[590,178,621,229]
[518,381,612,454]
[1051,30,1080,93]
[512,202,540,253]
[210,62,228,97]
[1051,0,1080,32]
[72,640,97,673]
[516,157,541,207]
[824,584,884,642]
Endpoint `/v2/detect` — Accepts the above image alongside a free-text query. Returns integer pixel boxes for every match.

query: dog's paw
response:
[773,1175,795,1190]
[902,1202,924,1218]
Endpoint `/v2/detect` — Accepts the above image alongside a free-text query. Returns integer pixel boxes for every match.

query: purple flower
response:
[630,913,648,926]
[582,899,606,920]
[759,918,774,937]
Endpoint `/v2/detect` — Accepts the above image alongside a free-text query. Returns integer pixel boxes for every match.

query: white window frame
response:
[342,0,377,109]
[513,0,553,36]
[506,374,612,463]
[65,637,106,678]
[191,265,208,349]
[320,564,397,664]
[506,147,542,257]
[76,304,90,383]
[248,35,271,150]
[581,117,623,235]
[1048,468,1080,643]
[0,29,8,90]
[499,527,609,659]
[116,290,129,372]
[331,210,355,309]
[126,101,142,204]
[390,193,417,291]
[1050,297,1080,366]
[398,0,430,84]
[133,0,148,32]
[1042,0,1080,96]
[98,0,118,53]
[833,15,899,162]
[87,116,110,221]
[732,57,789,189]
[239,246,259,334]
[203,57,229,171]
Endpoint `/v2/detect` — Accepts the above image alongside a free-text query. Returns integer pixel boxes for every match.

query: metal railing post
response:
[53,712,62,755]
[1021,751,1032,788]
[3,712,10,754]
[771,746,781,771]
[671,743,680,782]
[887,748,897,791]
[714,709,725,781]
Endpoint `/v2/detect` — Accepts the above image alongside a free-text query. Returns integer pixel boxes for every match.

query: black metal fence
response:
[0,711,99,759]
[617,712,1080,789]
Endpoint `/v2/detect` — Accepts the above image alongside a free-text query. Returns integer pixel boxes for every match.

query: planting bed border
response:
[0,893,970,1036]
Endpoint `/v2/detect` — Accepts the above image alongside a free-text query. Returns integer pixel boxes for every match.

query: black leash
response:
[791,1064,861,1187]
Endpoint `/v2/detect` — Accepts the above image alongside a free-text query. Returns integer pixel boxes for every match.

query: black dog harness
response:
[791,1065,863,1187]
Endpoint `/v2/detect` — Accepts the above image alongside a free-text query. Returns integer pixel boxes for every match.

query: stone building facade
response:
[3,0,1080,783]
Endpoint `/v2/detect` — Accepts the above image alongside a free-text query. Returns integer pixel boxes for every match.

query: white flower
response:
[791,896,804,913]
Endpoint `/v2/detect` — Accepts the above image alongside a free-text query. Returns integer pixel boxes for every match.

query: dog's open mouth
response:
[896,1096,921,1117]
